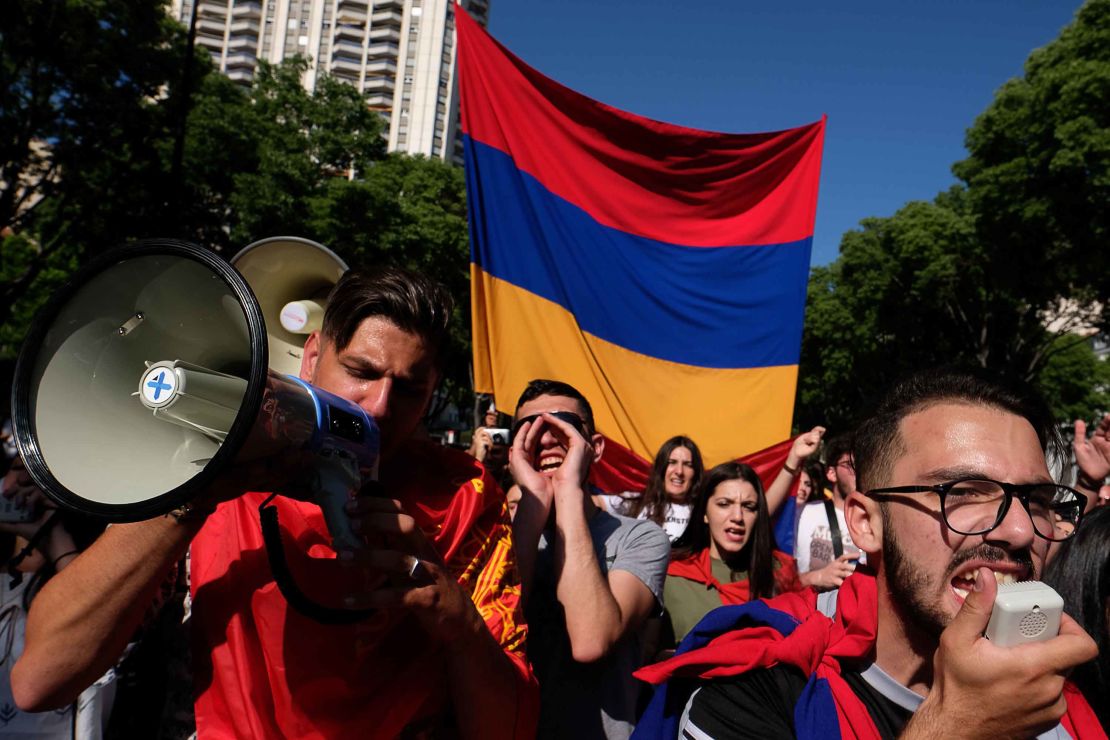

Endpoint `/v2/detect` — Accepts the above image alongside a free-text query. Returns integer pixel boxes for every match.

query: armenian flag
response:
[458,8,825,490]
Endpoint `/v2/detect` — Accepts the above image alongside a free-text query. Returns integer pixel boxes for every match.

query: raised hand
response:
[788,425,826,468]
[1073,415,1110,485]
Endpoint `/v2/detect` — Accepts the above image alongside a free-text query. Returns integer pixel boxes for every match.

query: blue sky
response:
[485,0,1083,266]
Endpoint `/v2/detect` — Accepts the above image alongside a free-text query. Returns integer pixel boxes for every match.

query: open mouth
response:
[539,454,564,473]
[950,564,1029,603]
[722,526,746,543]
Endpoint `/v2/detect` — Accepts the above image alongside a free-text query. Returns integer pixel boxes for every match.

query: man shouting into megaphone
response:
[11,266,539,739]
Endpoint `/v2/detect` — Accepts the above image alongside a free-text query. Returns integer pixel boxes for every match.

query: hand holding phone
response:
[486,428,510,446]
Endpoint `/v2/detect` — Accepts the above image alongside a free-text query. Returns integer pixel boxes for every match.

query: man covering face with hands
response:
[510,379,670,740]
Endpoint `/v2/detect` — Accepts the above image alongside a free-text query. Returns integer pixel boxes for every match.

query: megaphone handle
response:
[258,495,375,625]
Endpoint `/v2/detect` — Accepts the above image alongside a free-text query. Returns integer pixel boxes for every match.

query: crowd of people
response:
[1,264,1108,739]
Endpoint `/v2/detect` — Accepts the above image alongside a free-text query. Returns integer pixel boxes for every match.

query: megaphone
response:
[230,236,348,376]
[10,239,378,570]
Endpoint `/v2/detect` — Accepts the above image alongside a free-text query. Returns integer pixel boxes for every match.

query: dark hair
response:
[801,458,827,503]
[1043,505,1110,730]
[673,461,776,599]
[321,266,453,362]
[514,379,595,435]
[823,433,854,469]
[627,436,704,523]
[854,368,1062,491]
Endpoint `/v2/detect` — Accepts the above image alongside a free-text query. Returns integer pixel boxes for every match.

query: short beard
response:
[881,505,1036,641]
[882,514,950,640]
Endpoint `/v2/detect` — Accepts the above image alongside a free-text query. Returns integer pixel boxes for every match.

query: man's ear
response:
[299,331,322,383]
[590,432,605,464]
[826,464,837,486]
[844,491,882,558]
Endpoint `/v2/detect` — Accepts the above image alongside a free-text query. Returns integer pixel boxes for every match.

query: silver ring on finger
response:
[407,556,429,583]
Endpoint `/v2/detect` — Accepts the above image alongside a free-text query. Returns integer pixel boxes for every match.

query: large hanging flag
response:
[458,8,825,490]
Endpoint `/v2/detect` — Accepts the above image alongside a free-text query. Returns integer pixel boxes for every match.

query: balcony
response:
[231,2,261,19]
[365,42,398,60]
[225,51,257,69]
[368,26,399,43]
[330,58,363,76]
[370,9,402,25]
[226,34,258,51]
[365,92,392,110]
[229,18,259,34]
[364,59,396,75]
[227,67,255,84]
[196,38,224,58]
[337,0,369,11]
[335,7,367,25]
[197,0,226,18]
[196,17,226,36]
[334,22,364,41]
[331,39,364,59]
[362,75,395,93]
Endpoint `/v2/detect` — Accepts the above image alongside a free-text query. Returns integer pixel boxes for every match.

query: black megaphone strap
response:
[258,494,375,625]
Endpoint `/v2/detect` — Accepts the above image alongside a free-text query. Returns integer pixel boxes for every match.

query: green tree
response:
[954,0,1110,336]
[1,21,473,398]
[797,189,986,429]
[1037,335,1110,422]
[306,154,472,402]
[0,0,197,357]
[797,0,1110,430]
[183,60,472,396]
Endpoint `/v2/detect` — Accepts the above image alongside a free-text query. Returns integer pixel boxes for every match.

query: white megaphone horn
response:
[230,236,349,376]
[10,239,376,623]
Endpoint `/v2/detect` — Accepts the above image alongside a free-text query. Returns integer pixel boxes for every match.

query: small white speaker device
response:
[984,580,1064,647]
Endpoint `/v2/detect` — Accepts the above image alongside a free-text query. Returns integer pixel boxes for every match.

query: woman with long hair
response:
[797,458,828,505]
[663,462,802,644]
[1043,505,1110,732]
[598,436,704,541]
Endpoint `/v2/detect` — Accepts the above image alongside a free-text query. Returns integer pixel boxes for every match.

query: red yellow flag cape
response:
[190,441,536,739]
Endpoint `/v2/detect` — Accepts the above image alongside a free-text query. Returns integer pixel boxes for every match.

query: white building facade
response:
[169,0,489,163]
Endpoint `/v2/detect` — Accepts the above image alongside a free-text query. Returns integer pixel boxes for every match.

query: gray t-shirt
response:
[527,508,670,739]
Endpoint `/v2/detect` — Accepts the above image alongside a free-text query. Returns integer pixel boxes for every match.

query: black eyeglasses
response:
[511,411,589,443]
[865,478,1086,542]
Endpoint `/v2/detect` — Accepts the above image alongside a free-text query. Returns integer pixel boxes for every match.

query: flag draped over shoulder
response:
[457,9,825,488]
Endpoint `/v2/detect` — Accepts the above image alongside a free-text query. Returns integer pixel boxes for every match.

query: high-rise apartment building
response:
[169,0,489,163]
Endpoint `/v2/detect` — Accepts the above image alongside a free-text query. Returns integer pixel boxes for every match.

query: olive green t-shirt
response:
[664,557,748,644]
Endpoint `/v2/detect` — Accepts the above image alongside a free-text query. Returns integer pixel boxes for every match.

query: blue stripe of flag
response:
[465,136,812,369]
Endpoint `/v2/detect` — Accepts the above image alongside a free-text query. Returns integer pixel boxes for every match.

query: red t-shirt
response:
[190,441,537,739]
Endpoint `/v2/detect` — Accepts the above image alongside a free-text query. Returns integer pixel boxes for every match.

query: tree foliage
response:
[797,0,1110,430]
[1038,334,1110,424]
[0,7,472,399]
[0,0,193,353]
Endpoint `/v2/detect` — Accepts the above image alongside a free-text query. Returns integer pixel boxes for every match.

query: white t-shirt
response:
[0,576,118,739]
[598,492,691,542]
[794,500,861,573]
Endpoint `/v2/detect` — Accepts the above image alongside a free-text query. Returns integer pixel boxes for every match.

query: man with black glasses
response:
[510,379,670,739]
[636,370,1101,739]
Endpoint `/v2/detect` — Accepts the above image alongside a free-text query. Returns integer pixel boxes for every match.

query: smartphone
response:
[487,428,510,446]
